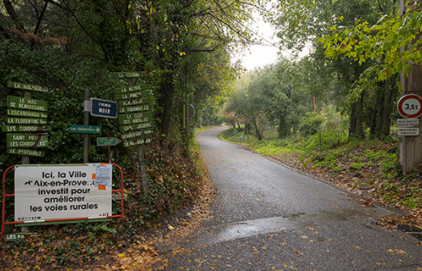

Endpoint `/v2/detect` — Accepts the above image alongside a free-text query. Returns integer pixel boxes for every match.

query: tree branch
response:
[41,0,67,10]
[3,0,25,32]
[182,0,195,9]
[61,0,100,44]
[34,1,49,34]
[188,48,216,53]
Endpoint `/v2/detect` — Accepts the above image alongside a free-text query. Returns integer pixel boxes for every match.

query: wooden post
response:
[127,77,148,196]
[83,88,90,163]
[107,128,111,164]
[400,0,422,174]
[138,145,148,196]
[21,90,31,233]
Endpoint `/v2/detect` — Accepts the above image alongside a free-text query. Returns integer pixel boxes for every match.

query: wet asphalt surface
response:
[159,127,422,270]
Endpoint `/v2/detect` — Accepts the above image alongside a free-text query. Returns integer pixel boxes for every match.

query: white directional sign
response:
[397,128,420,136]
[397,118,419,128]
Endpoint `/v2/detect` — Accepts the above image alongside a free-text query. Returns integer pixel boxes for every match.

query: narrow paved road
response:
[161,127,422,270]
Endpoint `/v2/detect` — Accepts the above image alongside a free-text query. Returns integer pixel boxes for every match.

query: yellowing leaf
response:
[118,253,125,258]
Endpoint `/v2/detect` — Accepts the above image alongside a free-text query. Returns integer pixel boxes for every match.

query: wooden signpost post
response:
[112,72,154,196]
[69,94,118,163]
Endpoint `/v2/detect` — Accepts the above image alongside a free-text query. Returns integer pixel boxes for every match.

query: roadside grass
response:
[220,127,422,229]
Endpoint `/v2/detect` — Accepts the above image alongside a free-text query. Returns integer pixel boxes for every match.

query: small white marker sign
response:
[397,128,419,136]
[397,118,419,128]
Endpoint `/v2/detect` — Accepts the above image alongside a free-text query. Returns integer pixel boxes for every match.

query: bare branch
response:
[34,1,49,34]
[3,0,25,32]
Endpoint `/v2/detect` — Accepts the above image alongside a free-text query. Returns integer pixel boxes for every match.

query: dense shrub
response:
[299,111,325,136]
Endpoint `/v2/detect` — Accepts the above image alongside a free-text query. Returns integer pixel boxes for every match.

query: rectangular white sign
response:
[14,164,112,222]
[397,128,420,136]
[397,118,419,128]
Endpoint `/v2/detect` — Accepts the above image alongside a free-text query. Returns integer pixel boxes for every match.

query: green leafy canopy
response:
[319,2,422,81]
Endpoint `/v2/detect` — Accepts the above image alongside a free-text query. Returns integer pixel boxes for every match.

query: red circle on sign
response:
[397,94,422,118]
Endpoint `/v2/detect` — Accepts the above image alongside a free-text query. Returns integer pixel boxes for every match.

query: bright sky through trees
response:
[233,17,310,70]
[233,17,279,70]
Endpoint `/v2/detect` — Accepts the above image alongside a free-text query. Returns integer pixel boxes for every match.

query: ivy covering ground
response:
[0,138,215,270]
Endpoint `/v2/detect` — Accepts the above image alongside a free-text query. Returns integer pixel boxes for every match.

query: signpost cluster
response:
[3,82,50,157]
[113,72,154,196]
[112,72,154,147]
[1,73,155,240]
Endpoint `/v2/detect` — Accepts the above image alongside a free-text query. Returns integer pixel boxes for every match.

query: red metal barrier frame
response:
[1,163,124,240]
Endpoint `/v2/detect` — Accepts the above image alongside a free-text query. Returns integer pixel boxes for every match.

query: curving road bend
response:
[160,127,422,270]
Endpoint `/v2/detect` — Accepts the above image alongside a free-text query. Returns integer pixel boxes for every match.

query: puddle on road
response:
[193,206,394,246]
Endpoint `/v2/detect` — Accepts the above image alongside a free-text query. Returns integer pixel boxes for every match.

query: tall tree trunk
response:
[278,112,289,138]
[375,84,385,139]
[158,74,175,143]
[245,123,250,135]
[349,103,357,139]
[349,90,365,140]
[369,86,380,137]
[381,77,391,137]
[252,119,263,141]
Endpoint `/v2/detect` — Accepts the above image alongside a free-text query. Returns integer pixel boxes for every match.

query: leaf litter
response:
[269,143,422,244]
[0,141,216,270]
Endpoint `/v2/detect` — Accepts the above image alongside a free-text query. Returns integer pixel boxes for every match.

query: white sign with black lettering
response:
[397,118,419,128]
[14,164,112,222]
[397,128,420,136]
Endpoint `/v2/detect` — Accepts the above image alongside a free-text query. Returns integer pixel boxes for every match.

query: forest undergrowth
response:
[0,137,216,271]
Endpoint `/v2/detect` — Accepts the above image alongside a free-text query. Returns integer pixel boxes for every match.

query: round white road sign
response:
[397,94,422,118]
